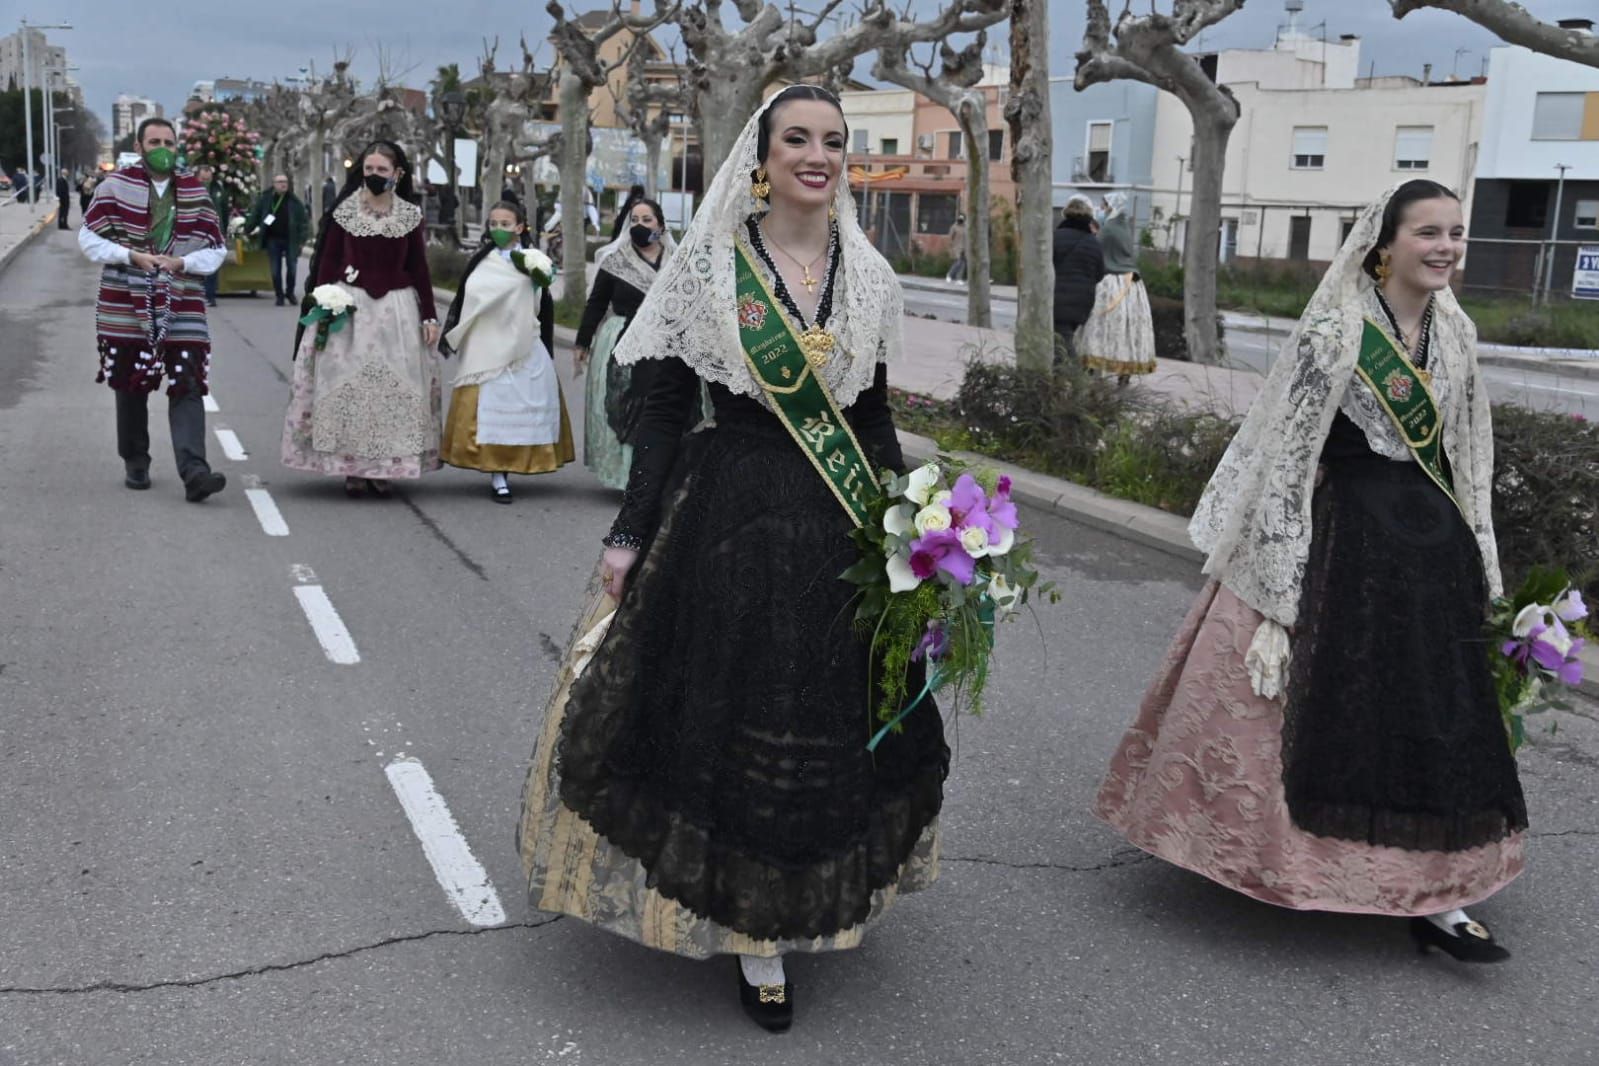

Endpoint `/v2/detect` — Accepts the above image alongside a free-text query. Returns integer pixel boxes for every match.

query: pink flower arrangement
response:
[1490,568,1592,751]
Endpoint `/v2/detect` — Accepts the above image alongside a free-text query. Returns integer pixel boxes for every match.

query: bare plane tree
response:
[1076,0,1245,367]
[873,32,995,328]
[1006,0,1054,372]
[677,0,1008,180]
[478,36,557,210]
[547,0,681,306]
[611,40,695,199]
[1390,0,1599,68]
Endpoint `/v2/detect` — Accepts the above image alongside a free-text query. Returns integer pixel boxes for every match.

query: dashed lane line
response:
[383,758,507,927]
[215,427,248,462]
[289,565,360,664]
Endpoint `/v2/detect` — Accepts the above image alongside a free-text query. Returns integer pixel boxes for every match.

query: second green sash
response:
[1353,317,1460,513]
[733,239,877,527]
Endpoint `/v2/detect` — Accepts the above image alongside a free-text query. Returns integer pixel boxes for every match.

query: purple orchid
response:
[912,620,949,662]
[908,528,977,586]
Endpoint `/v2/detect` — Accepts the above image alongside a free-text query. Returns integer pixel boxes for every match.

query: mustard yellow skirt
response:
[441,381,576,474]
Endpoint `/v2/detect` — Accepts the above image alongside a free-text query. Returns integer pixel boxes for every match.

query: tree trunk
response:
[954,94,992,329]
[1005,0,1055,373]
[1178,92,1235,366]
[558,70,591,307]
[698,74,766,182]
[644,134,662,198]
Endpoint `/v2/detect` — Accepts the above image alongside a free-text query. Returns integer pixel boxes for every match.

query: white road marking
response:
[384,758,507,927]
[244,488,290,536]
[292,582,360,664]
[203,394,220,413]
[290,563,318,584]
[215,428,248,461]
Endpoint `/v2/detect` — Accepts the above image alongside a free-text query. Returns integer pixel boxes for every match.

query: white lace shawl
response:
[592,227,677,296]
[1188,185,1501,626]
[611,94,902,409]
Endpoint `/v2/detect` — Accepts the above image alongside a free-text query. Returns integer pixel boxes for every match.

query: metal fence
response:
[1462,237,1599,305]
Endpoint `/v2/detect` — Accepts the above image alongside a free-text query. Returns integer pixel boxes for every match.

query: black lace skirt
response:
[1282,441,1527,852]
[556,410,950,942]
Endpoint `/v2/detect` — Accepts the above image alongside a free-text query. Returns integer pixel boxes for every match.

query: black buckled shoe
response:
[736,964,793,1033]
[124,463,151,490]
[1409,917,1511,963]
[184,470,227,503]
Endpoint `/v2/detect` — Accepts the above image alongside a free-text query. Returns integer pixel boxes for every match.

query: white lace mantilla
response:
[594,229,676,296]
[333,194,422,239]
[1188,185,1501,626]
[610,95,902,411]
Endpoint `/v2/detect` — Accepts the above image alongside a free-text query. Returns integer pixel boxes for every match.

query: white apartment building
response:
[838,87,916,158]
[113,95,164,143]
[1147,28,1484,265]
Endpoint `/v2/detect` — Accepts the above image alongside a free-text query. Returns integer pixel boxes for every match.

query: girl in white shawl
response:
[1095,180,1526,963]
[440,200,574,502]
[516,86,947,1033]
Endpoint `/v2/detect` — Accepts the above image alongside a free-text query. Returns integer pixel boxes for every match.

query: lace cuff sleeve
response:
[845,361,907,475]
[602,357,701,550]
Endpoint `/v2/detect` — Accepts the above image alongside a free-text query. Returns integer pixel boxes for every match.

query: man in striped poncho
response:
[78,117,228,501]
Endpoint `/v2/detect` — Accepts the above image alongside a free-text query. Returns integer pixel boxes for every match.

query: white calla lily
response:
[988,572,1022,616]
[886,550,921,592]
[986,525,1015,557]
[883,503,915,538]
[1511,603,1547,639]
[904,463,940,506]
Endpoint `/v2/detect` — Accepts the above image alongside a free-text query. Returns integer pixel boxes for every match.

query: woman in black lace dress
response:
[516,87,948,1032]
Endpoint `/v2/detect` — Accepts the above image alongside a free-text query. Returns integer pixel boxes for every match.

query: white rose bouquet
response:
[510,248,556,289]
[298,283,357,350]
[841,457,1056,750]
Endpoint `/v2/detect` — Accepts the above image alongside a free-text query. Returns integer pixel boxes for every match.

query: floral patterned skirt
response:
[1093,580,1524,916]
[281,287,442,479]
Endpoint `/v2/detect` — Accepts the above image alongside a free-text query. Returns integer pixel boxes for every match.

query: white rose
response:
[886,550,921,593]
[904,463,940,506]
[915,503,952,535]
[986,525,1015,557]
[883,502,915,539]
[522,248,554,276]
[959,525,991,557]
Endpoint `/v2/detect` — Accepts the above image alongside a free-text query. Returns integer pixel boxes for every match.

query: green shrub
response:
[426,243,470,290]
[1092,411,1238,514]
[1146,293,1226,363]
[1492,405,1599,603]
[1461,298,1599,350]
[951,357,1128,477]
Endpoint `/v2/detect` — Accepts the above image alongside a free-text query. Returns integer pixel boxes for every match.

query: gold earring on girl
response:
[752,167,771,201]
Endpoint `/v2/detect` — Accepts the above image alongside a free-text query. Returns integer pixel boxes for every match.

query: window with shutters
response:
[947,131,963,159]
[1086,121,1112,182]
[1576,200,1599,230]
[1394,126,1432,170]
[881,137,899,156]
[1532,93,1584,140]
[988,129,1004,161]
[1291,127,1327,169]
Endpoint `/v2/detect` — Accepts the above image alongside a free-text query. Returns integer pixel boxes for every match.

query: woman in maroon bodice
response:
[281,140,442,497]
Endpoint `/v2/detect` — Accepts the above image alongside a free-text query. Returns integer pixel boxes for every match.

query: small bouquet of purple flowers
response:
[842,458,1056,749]
[1490,566,1590,751]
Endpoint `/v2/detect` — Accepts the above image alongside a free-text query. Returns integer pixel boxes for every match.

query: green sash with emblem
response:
[733,238,877,526]
[1352,317,1461,513]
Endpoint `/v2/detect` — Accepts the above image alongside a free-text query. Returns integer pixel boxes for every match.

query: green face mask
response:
[489,227,517,249]
[145,147,176,174]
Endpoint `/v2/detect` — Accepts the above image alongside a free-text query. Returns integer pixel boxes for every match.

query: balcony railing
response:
[1070,155,1115,184]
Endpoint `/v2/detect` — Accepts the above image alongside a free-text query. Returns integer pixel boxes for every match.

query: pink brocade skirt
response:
[1094,581,1524,916]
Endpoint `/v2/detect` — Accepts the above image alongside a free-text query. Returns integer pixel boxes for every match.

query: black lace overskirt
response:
[1282,422,1527,852]
[557,404,950,942]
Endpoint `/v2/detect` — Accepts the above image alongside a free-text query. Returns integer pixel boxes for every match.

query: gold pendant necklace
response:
[760,223,827,296]
[798,324,835,368]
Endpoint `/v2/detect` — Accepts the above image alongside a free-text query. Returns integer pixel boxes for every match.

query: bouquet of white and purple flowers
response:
[842,458,1055,749]
[1490,566,1590,751]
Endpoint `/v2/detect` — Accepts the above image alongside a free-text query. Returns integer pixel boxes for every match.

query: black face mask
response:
[629,224,657,247]
[363,173,394,196]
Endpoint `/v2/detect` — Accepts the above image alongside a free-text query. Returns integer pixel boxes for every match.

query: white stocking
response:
[491,472,509,490]
[739,953,786,987]
[1426,908,1473,935]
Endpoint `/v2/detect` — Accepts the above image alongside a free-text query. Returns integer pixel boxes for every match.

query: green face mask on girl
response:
[490,228,518,249]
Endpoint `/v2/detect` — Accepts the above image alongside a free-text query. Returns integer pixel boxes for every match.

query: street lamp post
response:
[441,90,467,246]
[18,18,72,204]
[1544,163,1571,305]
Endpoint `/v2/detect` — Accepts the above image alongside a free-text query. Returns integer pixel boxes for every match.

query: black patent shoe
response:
[1409,917,1511,963]
[124,463,151,490]
[736,964,794,1033]
[184,470,226,502]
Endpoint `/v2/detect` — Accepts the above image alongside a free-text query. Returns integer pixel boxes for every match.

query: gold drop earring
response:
[752,167,771,201]
[1375,250,1392,284]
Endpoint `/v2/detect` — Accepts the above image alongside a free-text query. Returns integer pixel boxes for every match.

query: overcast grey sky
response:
[13,0,1591,131]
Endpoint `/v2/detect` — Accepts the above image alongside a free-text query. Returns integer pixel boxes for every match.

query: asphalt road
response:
[3,227,1597,1066]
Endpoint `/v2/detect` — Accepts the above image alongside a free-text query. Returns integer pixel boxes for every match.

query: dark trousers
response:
[116,389,209,481]
[203,269,219,304]
[265,238,296,300]
[57,198,70,229]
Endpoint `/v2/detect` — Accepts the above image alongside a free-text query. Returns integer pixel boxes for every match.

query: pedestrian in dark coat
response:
[56,169,71,228]
[1052,195,1105,366]
[242,173,312,305]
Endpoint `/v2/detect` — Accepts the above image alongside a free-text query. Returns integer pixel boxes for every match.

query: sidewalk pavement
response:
[0,199,56,277]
